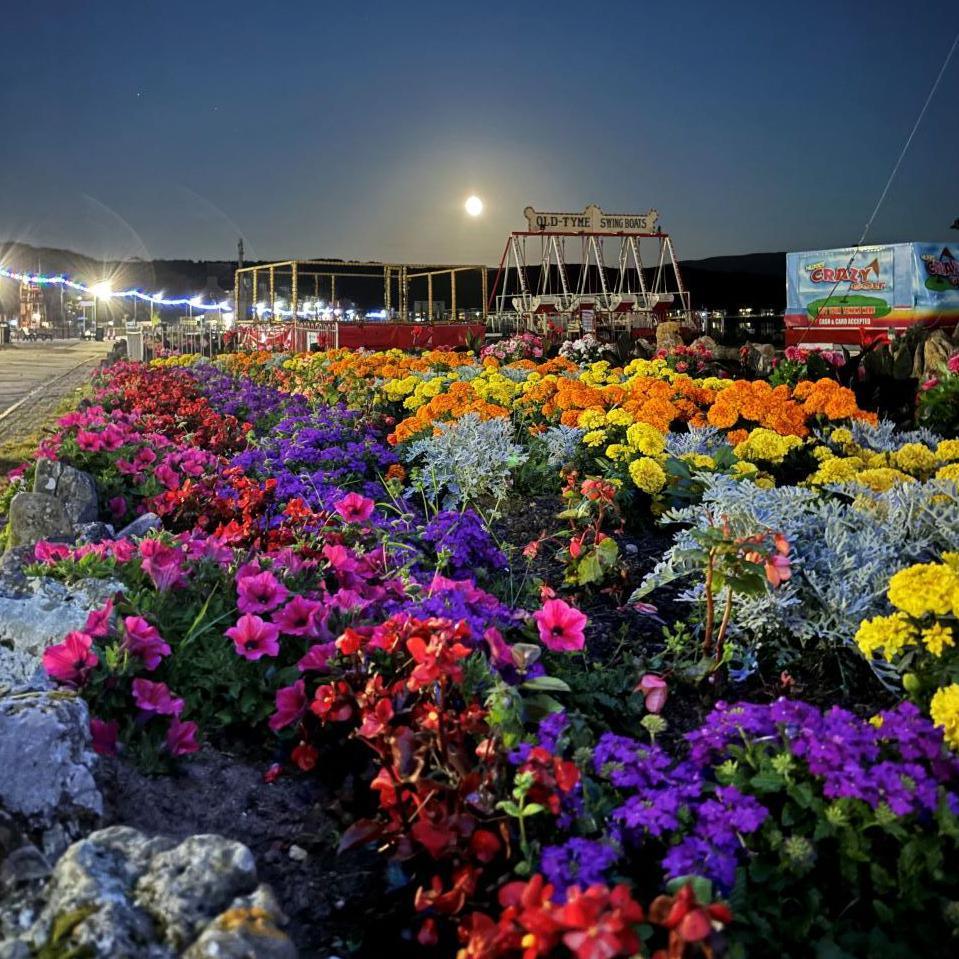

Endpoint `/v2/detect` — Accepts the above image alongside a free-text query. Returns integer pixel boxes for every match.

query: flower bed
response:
[13,341,959,958]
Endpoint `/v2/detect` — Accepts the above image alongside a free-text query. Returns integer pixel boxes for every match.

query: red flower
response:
[291,741,319,771]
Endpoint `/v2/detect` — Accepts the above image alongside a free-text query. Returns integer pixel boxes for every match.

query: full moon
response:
[465,195,484,217]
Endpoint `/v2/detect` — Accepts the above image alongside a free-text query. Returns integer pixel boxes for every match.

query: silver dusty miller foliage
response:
[403,413,528,512]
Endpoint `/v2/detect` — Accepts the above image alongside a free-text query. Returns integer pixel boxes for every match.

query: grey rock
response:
[6,493,74,549]
[135,835,257,949]
[0,690,101,859]
[34,462,99,525]
[116,513,162,541]
[0,575,121,662]
[745,342,778,376]
[74,522,116,545]
[0,827,296,958]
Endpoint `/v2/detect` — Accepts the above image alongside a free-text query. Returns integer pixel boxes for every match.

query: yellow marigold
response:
[628,456,667,494]
[892,443,938,476]
[733,428,803,465]
[854,611,917,660]
[605,408,633,427]
[582,429,607,448]
[625,422,666,456]
[605,443,629,461]
[935,463,959,484]
[921,623,955,657]
[578,409,606,430]
[808,456,864,485]
[682,453,715,470]
[830,427,854,445]
[812,445,835,462]
[731,461,759,476]
[853,467,915,492]
[755,477,776,489]
[887,562,959,618]
[930,684,959,750]
[936,439,959,463]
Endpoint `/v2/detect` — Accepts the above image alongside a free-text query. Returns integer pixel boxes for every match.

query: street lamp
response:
[91,281,112,338]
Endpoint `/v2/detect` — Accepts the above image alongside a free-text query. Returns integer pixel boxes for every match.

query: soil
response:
[96,749,412,958]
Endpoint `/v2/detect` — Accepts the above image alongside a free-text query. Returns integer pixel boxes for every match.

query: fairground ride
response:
[488,205,693,339]
[233,259,489,350]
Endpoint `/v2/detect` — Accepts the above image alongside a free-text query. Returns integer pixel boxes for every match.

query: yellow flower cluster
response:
[931,684,959,749]
[854,611,918,660]
[628,456,667,493]
[733,428,803,465]
[887,562,959,618]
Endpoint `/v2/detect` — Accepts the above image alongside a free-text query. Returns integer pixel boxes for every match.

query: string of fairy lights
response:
[0,265,361,322]
[0,265,231,315]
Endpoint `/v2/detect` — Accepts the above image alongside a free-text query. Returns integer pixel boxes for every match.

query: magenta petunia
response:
[297,642,337,672]
[90,717,119,756]
[84,599,114,638]
[269,680,307,731]
[131,677,184,716]
[272,594,326,638]
[226,613,281,661]
[334,492,375,523]
[236,570,289,614]
[122,615,171,670]
[43,632,99,686]
[533,598,588,653]
[139,540,187,591]
[165,717,200,757]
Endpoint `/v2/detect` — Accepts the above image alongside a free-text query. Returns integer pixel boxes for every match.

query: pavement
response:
[0,339,113,448]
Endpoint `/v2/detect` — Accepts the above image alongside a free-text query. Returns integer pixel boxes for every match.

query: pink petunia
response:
[90,717,119,756]
[154,463,180,490]
[948,353,959,374]
[533,598,588,653]
[75,430,103,452]
[43,632,99,686]
[272,594,326,638]
[236,570,289,614]
[131,677,184,716]
[269,680,307,731]
[334,492,375,523]
[108,496,128,521]
[84,599,114,638]
[226,613,281,661]
[635,674,668,713]
[34,541,71,564]
[122,615,171,670]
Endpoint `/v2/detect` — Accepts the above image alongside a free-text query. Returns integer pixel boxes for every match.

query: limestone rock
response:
[0,575,121,661]
[0,690,101,858]
[33,462,99,526]
[116,513,162,541]
[655,321,683,351]
[0,827,296,958]
[6,494,73,549]
[74,522,116,545]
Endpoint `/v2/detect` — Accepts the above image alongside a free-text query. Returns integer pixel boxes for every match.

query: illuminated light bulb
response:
[91,281,113,299]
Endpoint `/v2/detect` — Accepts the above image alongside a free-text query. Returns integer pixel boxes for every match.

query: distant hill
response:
[0,241,787,317]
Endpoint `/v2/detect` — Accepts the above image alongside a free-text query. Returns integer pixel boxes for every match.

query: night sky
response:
[1,1,956,265]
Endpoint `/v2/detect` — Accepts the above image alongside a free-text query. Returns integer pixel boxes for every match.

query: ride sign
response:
[523,204,660,234]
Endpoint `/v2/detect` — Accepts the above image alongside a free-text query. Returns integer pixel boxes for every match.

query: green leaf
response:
[522,676,571,693]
